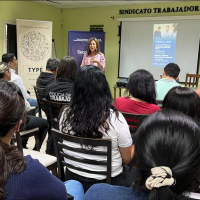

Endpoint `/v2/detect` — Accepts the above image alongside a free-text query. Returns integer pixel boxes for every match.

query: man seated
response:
[156,63,181,100]
[2,53,38,112]
[36,58,59,88]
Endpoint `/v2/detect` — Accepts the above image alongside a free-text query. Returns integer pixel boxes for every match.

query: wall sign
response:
[119,6,200,15]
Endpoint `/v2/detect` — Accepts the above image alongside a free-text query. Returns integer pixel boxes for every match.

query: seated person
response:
[2,53,38,113]
[0,80,84,200]
[45,56,77,103]
[114,69,160,127]
[84,110,200,200]
[36,57,59,88]
[156,63,181,100]
[163,86,200,119]
[0,62,47,150]
[59,66,135,192]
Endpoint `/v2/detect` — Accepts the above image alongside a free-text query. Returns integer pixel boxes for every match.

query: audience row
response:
[1,52,200,199]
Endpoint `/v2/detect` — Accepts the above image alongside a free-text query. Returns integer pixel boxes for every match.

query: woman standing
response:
[81,38,105,71]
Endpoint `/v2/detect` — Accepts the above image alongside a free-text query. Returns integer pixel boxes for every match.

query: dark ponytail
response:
[0,80,26,198]
[131,109,200,200]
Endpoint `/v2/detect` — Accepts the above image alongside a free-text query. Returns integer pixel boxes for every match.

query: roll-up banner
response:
[16,19,52,97]
[68,31,105,70]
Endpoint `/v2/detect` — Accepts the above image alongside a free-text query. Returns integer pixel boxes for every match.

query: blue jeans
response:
[64,180,84,200]
[27,98,38,113]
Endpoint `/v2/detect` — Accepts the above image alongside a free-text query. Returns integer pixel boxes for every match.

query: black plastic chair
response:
[33,86,46,118]
[52,128,112,185]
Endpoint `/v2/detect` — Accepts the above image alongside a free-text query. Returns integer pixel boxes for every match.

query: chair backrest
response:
[33,86,46,117]
[121,112,148,127]
[52,128,112,184]
[156,99,163,108]
[43,98,69,130]
[121,112,148,136]
[185,73,200,87]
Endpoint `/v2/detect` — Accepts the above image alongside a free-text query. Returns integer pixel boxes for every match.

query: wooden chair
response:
[121,112,148,141]
[13,128,58,177]
[185,73,200,87]
[156,100,163,108]
[42,98,69,130]
[42,99,69,155]
[52,128,112,184]
[14,128,40,152]
[33,86,46,118]
[23,149,57,177]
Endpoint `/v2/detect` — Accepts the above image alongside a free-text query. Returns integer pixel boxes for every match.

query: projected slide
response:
[152,23,178,67]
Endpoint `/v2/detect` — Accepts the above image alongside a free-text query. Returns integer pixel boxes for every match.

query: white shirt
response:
[10,69,30,99]
[59,109,132,180]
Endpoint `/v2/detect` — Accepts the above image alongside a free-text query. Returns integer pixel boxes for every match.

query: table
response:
[113,85,126,100]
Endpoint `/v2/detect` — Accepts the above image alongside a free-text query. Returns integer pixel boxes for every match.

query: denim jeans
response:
[27,98,38,113]
[64,180,84,200]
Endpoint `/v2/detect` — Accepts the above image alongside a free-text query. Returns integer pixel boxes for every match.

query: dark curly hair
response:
[126,69,157,104]
[60,65,118,138]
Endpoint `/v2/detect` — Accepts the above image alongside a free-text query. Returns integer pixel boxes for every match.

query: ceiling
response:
[32,0,183,9]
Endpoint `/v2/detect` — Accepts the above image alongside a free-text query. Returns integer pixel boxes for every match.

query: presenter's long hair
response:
[132,109,200,200]
[86,38,100,56]
[0,80,26,199]
[126,69,157,104]
[163,86,200,119]
[60,65,118,138]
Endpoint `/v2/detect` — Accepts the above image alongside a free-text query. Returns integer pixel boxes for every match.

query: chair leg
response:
[34,133,40,151]
[16,132,23,153]
[47,163,57,177]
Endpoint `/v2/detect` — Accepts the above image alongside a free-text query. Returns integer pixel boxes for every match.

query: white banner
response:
[16,19,52,97]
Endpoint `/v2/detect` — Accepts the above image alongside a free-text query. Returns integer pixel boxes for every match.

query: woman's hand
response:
[90,58,99,65]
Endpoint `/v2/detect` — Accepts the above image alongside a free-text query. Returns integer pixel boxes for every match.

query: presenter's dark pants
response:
[65,165,137,192]
[21,115,48,150]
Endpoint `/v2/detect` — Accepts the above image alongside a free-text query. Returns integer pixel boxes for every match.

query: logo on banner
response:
[77,50,87,55]
[28,67,43,73]
[73,38,102,42]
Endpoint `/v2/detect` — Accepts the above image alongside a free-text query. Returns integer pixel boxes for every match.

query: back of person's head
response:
[61,65,117,138]
[132,109,200,200]
[126,69,156,104]
[2,53,15,63]
[46,57,59,72]
[163,86,200,119]
[0,62,10,80]
[0,80,26,198]
[164,63,180,79]
[56,56,77,81]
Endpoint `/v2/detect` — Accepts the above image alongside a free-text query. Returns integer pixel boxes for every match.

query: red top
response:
[114,97,160,127]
